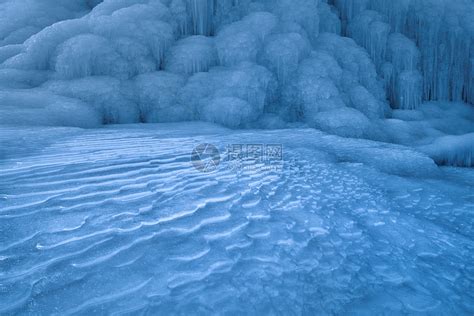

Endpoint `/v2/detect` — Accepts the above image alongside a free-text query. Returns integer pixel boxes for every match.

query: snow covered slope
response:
[0,124,473,314]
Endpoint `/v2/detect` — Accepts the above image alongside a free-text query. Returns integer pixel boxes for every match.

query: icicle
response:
[395,70,422,110]
[186,0,215,36]
[386,33,422,109]
[332,0,369,34]
[347,10,390,70]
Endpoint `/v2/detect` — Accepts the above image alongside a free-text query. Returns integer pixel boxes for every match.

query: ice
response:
[134,71,187,123]
[333,0,369,32]
[265,0,320,43]
[2,19,90,70]
[89,2,175,67]
[53,34,130,79]
[44,77,139,124]
[0,90,100,128]
[0,44,23,64]
[164,35,217,75]
[185,0,215,36]
[261,32,311,84]
[0,0,92,46]
[201,97,256,128]
[318,2,341,34]
[386,33,422,109]
[0,1,473,314]
[180,62,276,125]
[419,133,474,167]
[349,85,387,119]
[0,0,471,162]
[383,102,474,165]
[395,70,423,110]
[2,124,471,314]
[314,33,386,103]
[216,22,260,66]
[348,10,390,70]
[333,0,474,104]
[0,69,49,89]
[312,107,371,138]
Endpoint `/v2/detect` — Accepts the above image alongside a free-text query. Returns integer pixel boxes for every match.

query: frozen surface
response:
[0,124,473,314]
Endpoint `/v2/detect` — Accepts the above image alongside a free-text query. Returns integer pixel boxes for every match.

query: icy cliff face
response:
[335,0,474,107]
[0,0,473,160]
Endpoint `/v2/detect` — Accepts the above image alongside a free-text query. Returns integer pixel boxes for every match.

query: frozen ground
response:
[1,123,473,314]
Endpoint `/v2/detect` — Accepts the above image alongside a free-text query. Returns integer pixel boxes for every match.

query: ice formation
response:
[0,0,472,165]
[1,1,474,313]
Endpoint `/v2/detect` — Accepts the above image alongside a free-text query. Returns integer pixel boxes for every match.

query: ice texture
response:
[1,124,472,314]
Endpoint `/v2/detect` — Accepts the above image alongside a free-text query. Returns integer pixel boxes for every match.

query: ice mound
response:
[419,133,474,167]
[0,0,92,46]
[0,90,100,128]
[164,35,217,75]
[182,62,276,127]
[53,34,131,79]
[135,71,187,123]
[0,0,391,131]
[312,107,371,138]
[261,32,311,84]
[44,77,139,124]
[201,97,256,128]
[384,102,474,166]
